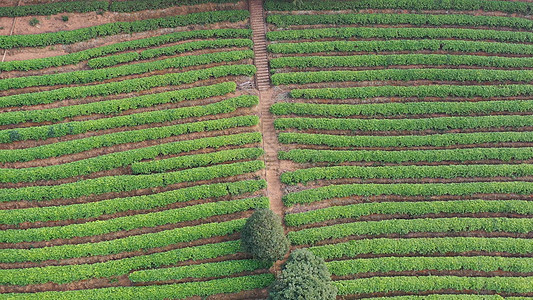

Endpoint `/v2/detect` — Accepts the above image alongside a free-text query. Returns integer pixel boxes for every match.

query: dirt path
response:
[1,0,20,62]
[249,0,285,218]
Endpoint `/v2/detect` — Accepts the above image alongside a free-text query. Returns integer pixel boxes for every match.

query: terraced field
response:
[266,0,533,298]
[0,1,273,299]
[2,0,533,299]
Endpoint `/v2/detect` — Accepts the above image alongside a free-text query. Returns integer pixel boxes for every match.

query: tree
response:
[269,249,337,300]
[241,208,289,263]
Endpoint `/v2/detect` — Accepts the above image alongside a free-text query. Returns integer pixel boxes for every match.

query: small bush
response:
[269,249,337,300]
[29,18,39,26]
[241,209,289,263]
[62,15,69,22]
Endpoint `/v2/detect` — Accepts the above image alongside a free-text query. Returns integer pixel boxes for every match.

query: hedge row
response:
[264,0,533,14]
[0,82,235,126]
[0,10,249,49]
[267,27,533,44]
[270,54,533,70]
[275,115,533,132]
[0,132,261,183]
[0,0,240,17]
[1,218,246,263]
[278,148,533,164]
[309,237,533,259]
[2,94,256,143]
[1,95,257,144]
[0,115,258,163]
[132,147,264,174]
[268,40,533,55]
[271,69,533,85]
[0,1,107,17]
[283,181,533,206]
[88,38,252,68]
[278,131,533,149]
[334,276,533,295]
[285,200,533,227]
[0,240,242,286]
[129,259,269,282]
[0,64,256,107]
[291,84,533,100]
[267,13,533,30]
[0,179,265,225]
[0,29,250,71]
[327,256,533,275]
[289,217,533,245]
[3,273,274,299]
[109,0,239,12]
[1,197,269,243]
[270,100,533,117]
[1,50,253,91]
[0,160,264,202]
[281,164,533,185]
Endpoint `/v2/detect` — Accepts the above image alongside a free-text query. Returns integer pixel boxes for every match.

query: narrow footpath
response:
[249,0,284,216]
[2,0,21,62]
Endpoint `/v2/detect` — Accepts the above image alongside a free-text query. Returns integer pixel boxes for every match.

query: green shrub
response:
[0,29,250,71]
[29,18,39,27]
[269,249,337,300]
[61,15,68,22]
[241,209,289,263]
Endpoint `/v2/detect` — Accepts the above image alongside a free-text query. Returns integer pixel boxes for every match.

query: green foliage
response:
[267,27,533,44]
[0,197,269,243]
[291,84,533,100]
[0,179,265,225]
[132,147,264,174]
[0,64,256,107]
[278,131,533,149]
[0,159,264,202]
[88,38,253,68]
[270,54,533,70]
[268,40,533,55]
[0,1,106,17]
[309,237,533,259]
[269,249,337,300]
[61,15,69,22]
[109,0,239,12]
[281,164,533,185]
[241,209,289,263]
[286,200,533,227]
[0,50,253,91]
[279,148,533,164]
[0,240,241,286]
[0,94,258,144]
[28,17,39,27]
[129,259,270,282]
[0,115,258,163]
[283,182,533,206]
[289,217,533,245]
[271,100,533,117]
[0,82,235,126]
[268,13,533,30]
[0,29,250,71]
[264,0,533,14]
[1,219,246,263]
[334,276,533,294]
[0,10,249,49]
[2,274,274,299]
[0,132,260,183]
[275,115,533,132]
[327,256,533,275]
[272,69,533,85]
